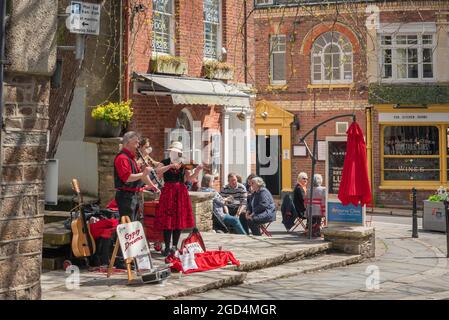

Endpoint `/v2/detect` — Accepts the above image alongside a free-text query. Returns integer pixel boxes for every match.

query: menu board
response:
[328,141,347,195]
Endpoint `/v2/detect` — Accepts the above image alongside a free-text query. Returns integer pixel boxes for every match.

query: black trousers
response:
[114,190,140,263]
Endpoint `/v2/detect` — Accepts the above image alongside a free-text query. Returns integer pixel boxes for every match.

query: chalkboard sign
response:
[328,141,346,195]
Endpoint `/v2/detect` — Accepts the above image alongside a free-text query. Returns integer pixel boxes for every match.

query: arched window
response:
[312,32,353,84]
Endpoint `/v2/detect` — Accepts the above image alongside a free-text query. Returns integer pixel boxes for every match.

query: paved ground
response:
[180,216,449,300]
[41,212,340,300]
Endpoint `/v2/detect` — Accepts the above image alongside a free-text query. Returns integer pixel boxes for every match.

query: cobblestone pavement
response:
[181,216,449,300]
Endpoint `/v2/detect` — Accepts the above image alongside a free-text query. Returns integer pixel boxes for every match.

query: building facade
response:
[126,0,256,189]
[253,0,369,198]
[367,1,449,207]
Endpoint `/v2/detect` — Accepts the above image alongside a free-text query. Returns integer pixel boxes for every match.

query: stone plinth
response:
[323,226,375,258]
[143,191,214,232]
[84,137,122,207]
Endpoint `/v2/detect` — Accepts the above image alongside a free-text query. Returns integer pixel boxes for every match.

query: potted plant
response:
[150,55,188,75]
[203,60,234,80]
[91,100,133,138]
[423,186,448,232]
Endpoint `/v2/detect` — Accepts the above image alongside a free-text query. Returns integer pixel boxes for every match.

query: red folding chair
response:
[260,222,272,237]
[289,216,307,232]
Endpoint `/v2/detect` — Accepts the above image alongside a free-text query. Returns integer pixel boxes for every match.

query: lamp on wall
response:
[293,114,300,130]
[260,111,268,120]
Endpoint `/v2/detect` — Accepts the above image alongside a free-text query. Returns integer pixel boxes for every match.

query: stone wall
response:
[323,226,376,259]
[84,137,121,207]
[0,0,58,299]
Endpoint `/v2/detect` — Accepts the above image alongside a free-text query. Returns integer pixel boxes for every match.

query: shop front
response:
[373,105,449,207]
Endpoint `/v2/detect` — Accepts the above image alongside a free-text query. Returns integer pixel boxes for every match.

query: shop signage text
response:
[379,113,449,123]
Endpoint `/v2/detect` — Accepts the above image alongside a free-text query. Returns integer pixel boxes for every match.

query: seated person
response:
[220,173,247,217]
[281,193,298,231]
[200,174,246,235]
[245,177,276,236]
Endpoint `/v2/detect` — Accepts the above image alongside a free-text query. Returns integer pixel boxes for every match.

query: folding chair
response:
[289,216,307,233]
[260,222,272,237]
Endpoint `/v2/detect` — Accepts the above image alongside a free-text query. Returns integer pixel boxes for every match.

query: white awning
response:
[134,73,251,108]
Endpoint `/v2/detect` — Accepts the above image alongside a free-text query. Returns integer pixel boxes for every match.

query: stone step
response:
[44,211,71,224]
[243,253,363,285]
[43,222,71,248]
[225,241,332,272]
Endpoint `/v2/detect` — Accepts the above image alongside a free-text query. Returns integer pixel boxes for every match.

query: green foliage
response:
[427,186,449,202]
[369,84,449,105]
[91,100,133,127]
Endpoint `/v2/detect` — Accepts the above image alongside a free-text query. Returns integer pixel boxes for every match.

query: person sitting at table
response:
[245,177,276,236]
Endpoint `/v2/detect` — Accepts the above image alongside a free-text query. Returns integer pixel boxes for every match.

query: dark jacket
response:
[293,184,306,217]
[281,194,298,230]
[247,187,276,223]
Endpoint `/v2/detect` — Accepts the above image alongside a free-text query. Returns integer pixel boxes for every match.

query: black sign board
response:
[328,141,347,195]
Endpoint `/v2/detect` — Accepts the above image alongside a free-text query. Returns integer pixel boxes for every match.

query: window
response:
[270,35,286,84]
[311,32,353,84]
[204,0,221,60]
[255,0,273,6]
[152,0,174,55]
[383,126,440,181]
[380,34,435,81]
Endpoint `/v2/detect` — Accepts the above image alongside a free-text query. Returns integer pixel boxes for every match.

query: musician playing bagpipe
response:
[114,132,160,220]
[154,141,203,256]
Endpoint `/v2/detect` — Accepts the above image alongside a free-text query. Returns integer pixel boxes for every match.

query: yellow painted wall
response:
[255,100,294,193]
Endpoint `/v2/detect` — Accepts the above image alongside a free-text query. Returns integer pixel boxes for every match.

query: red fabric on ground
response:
[89,218,118,240]
[181,229,206,252]
[106,199,119,211]
[166,250,240,274]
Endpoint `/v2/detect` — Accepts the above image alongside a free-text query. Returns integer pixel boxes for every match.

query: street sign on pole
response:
[66,1,101,36]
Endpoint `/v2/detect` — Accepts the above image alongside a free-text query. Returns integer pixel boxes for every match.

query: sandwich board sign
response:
[66,1,101,35]
[116,221,153,270]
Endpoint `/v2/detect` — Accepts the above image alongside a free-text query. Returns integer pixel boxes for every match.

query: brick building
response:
[253,1,369,198]
[254,0,449,208]
[125,0,256,189]
[366,1,449,208]
[0,0,58,299]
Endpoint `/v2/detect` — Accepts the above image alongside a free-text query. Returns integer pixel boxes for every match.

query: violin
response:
[182,163,199,170]
[136,148,163,189]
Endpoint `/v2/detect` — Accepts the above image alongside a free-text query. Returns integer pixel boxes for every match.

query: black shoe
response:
[162,247,171,257]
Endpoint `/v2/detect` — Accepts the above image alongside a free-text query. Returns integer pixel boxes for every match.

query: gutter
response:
[0,0,6,130]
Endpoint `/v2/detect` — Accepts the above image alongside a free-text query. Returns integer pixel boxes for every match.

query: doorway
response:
[256,135,282,196]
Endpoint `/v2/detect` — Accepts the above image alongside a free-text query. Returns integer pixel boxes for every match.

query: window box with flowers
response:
[203,60,234,80]
[150,55,188,75]
[423,186,448,232]
[91,100,133,138]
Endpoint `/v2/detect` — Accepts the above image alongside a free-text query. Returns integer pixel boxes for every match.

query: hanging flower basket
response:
[91,100,133,138]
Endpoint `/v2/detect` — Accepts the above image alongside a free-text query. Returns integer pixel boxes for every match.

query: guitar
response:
[71,179,96,258]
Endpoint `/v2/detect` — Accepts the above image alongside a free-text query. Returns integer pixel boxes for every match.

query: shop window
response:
[270,35,286,85]
[152,0,175,55]
[380,34,435,82]
[204,0,221,60]
[383,126,440,181]
[311,31,353,84]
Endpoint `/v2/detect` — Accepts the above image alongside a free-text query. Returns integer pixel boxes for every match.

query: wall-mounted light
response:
[260,111,268,119]
[293,114,300,130]
[134,4,146,13]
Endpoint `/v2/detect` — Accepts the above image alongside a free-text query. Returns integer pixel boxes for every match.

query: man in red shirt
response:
[114,131,159,220]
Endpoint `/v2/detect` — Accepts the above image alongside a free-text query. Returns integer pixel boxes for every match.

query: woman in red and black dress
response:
[155,141,203,256]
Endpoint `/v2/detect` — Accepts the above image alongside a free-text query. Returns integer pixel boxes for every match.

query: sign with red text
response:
[116,222,150,260]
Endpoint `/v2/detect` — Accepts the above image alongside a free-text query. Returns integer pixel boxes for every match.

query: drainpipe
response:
[243,0,247,84]
[123,0,130,101]
[366,106,374,206]
[0,0,7,129]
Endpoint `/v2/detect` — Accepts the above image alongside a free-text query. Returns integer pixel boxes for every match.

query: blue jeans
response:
[223,214,247,235]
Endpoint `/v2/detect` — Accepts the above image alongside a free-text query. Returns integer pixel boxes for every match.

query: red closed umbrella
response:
[338,121,372,207]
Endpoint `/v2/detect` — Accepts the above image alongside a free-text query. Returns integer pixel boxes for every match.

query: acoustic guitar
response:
[71,179,96,258]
